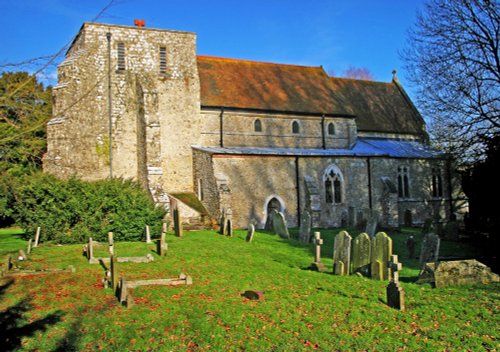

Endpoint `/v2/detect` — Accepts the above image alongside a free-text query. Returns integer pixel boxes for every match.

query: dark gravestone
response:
[173,208,183,237]
[419,233,440,265]
[386,254,405,311]
[406,236,416,259]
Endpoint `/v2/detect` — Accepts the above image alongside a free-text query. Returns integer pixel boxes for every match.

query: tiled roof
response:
[192,137,445,159]
[328,77,426,135]
[197,56,354,116]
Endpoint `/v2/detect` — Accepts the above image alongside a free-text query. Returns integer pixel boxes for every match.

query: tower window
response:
[117,42,125,71]
[398,166,410,198]
[159,47,167,74]
[292,120,300,134]
[328,122,335,135]
[432,168,443,198]
[254,119,262,132]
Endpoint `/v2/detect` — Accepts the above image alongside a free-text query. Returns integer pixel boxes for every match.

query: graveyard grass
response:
[0,227,498,351]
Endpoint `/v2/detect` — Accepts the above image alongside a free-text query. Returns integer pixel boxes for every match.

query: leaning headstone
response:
[333,231,352,275]
[298,211,312,243]
[371,232,392,280]
[386,254,405,310]
[173,208,183,237]
[352,233,371,276]
[310,232,326,272]
[34,227,41,247]
[27,239,33,255]
[271,210,290,239]
[365,213,378,238]
[145,225,151,244]
[419,233,440,265]
[245,224,255,242]
[156,232,168,256]
[416,260,500,287]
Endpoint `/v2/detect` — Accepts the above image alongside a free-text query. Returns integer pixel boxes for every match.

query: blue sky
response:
[1,0,423,98]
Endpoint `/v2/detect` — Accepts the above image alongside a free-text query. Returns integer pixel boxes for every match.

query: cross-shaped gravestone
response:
[386,254,405,311]
[310,232,326,272]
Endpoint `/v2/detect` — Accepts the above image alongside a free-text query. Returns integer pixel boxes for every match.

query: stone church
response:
[43,22,463,229]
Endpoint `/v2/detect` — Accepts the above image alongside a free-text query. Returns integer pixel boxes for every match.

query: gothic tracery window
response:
[398,166,410,198]
[324,165,343,204]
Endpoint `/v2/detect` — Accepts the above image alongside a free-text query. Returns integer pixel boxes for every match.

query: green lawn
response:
[0,227,498,351]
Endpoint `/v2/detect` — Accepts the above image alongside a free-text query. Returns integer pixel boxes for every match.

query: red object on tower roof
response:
[134,19,145,27]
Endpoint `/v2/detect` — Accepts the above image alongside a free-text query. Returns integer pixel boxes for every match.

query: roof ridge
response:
[197,55,322,70]
[330,76,392,85]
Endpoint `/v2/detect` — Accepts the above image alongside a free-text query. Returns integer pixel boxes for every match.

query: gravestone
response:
[34,227,41,247]
[310,232,326,272]
[406,236,416,259]
[156,232,168,256]
[333,231,352,275]
[419,233,440,265]
[352,233,371,276]
[365,212,378,238]
[299,211,312,243]
[371,232,392,280]
[246,224,255,242]
[145,225,151,244]
[27,239,33,255]
[416,260,500,288]
[18,249,27,261]
[386,254,405,310]
[271,210,290,239]
[173,208,183,237]
[5,256,12,271]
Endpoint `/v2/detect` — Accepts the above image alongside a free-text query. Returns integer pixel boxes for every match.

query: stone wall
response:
[200,109,356,149]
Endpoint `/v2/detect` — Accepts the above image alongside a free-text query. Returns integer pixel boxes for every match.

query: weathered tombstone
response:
[404,210,412,227]
[406,236,416,259]
[271,210,290,239]
[416,260,500,287]
[34,227,41,247]
[156,232,168,256]
[386,254,405,310]
[421,218,433,234]
[298,211,312,243]
[27,239,33,255]
[419,233,440,265]
[352,233,371,276]
[173,208,183,237]
[18,249,27,261]
[145,225,151,243]
[88,237,94,260]
[108,232,114,255]
[333,231,352,275]
[365,212,378,238]
[245,224,255,242]
[371,232,392,280]
[110,255,118,290]
[310,232,326,272]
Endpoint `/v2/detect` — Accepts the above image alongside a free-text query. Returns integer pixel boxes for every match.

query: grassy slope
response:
[0,227,498,351]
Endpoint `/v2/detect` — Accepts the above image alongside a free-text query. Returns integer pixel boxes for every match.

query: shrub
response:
[5,173,165,243]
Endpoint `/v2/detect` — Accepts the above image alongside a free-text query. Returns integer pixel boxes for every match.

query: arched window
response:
[328,122,335,135]
[323,165,344,204]
[292,120,300,134]
[397,166,410,198]
[254,119,262,132]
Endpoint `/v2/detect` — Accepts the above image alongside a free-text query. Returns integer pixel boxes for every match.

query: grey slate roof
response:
[192,138,445,159]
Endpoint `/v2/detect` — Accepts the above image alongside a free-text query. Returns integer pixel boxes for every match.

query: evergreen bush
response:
[2,173,165,243]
